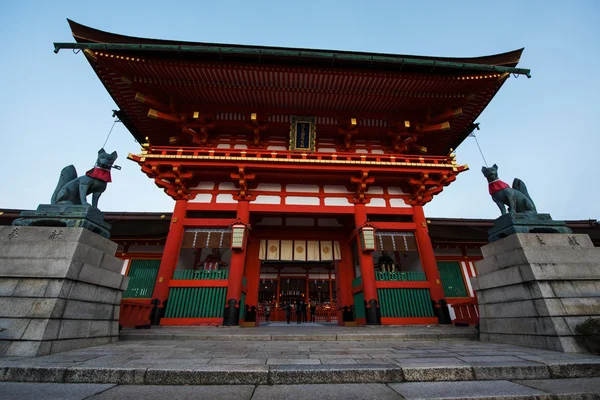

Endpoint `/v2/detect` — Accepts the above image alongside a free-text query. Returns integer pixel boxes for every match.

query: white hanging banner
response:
[259,239,342,261]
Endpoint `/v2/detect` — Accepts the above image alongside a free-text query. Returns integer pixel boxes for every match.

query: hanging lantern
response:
[231,223,246,250]
[359,226,376,251]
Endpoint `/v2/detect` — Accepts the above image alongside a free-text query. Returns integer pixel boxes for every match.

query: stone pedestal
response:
[487,213,572,243]
[472,233,600,352]
[0,226,128,357]
[13,204,112,239]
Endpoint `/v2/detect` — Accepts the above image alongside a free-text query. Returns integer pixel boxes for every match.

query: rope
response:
[468,124,488,167]
[101,116,120,149]
[471,134,488,167]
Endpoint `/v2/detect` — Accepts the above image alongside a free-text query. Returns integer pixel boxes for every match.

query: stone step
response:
[1,361,599,386]
[2,380,600,400]
[119,326,479,342]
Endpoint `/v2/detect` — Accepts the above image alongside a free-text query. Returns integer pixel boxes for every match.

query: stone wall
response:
[0,226,128,357]
[472,233,600,352]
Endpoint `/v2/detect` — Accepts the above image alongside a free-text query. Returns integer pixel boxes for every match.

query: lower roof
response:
[1,209,598,246]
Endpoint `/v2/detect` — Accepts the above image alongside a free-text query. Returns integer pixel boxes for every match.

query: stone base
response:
[12,204,112,239]
[488,213,572,243]
[0,226,128,357]
[472,233,600,353]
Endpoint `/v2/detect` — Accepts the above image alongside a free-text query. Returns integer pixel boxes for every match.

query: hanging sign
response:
[289,116,316,151]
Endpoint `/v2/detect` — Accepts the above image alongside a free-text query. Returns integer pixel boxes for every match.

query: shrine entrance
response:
[257,261,337,323]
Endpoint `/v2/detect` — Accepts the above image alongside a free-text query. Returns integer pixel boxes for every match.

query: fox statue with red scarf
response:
[51,149,118,209]
[481,164,537,216]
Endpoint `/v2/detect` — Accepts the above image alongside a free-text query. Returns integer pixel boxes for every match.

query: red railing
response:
[257,308,338,323]
[451,299,479,326]
[119,299,153,328]
[135,146,457,168]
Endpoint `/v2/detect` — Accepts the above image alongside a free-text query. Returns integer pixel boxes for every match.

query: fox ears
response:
[98,148,118,159]
[481,163,499,172]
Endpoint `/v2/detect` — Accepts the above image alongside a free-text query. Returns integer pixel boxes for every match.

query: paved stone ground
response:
[1,326,599,397]
[1,337,599,384]
[1,380,600,399]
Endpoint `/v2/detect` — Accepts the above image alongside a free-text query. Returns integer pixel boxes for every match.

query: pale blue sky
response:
[1,1,598,220]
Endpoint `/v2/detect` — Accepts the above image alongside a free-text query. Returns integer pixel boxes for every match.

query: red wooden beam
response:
[135,92,169,111]
[160,318,222,326]
[375,281,430,289]
[182,218,236,227]
[370,222,416,231]
[169,279,229,288]
[148,108,180,123]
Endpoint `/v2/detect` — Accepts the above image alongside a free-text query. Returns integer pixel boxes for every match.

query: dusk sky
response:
[1,1,598,221]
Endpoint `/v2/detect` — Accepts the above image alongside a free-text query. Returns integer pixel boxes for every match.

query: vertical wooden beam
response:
[243,235,261,321]
[152,199,188,303]
[276,272,281,306]
[305,271,309,301]
[413,205,445,304]
[328,269,333,306]
[335,243,354,326]
[223,200,250,326]
[354,203,380,325]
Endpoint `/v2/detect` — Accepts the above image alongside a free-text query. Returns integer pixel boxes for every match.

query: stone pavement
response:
[2,380,600,399]
[1,325,599,398]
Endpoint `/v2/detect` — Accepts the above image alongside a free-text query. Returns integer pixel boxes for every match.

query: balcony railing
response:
[172,269,229,280]
[136,146,458,169]
[375,271,427,282]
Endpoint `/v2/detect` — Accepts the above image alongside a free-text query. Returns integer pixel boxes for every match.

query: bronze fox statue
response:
[481,164,537,216]
[51,149,118,209]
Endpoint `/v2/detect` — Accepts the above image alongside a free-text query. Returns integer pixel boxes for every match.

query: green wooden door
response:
[437,261,468,298]
[123,259,161,299]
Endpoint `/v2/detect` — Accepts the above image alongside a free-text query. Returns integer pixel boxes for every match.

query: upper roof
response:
[56,20,530,155]
[64,20,527,73]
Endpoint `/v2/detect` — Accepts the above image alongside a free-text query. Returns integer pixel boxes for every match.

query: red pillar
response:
[243,234,261,323]
[276,273,281,306]
[413,205,445,303]
[223,200,250,326]
[152,199,187,303]
[328,270,333,306]
[335,242,354,325]
[354,203,380,325]
[304,270,310,303]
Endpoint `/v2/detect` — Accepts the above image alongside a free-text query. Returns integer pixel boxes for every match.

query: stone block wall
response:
[472,233,600,352]
[0,227,128,357]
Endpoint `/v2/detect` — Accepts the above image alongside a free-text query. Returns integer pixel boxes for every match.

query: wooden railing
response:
[451,299,480,326]
[139,146,456,168]
[172,269,229,280]
[375,271,427,282]
[119,299,153,328]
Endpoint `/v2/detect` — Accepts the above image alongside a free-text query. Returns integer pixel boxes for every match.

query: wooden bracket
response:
[350,170,374,203]
[337,118,359,150]
[246,114,268,147]
[231,167,256,200]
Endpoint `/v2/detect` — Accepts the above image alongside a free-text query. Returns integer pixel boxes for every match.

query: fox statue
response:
[481,164,537,216]
[51,148,118,209]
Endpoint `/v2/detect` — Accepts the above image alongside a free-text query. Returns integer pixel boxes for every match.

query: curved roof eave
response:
[66,19,524,69]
